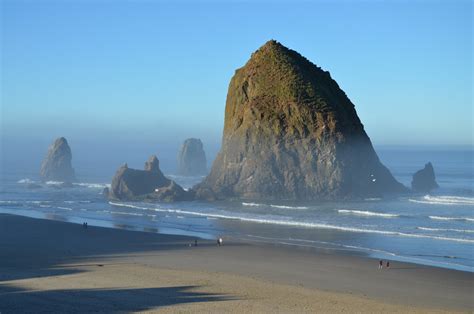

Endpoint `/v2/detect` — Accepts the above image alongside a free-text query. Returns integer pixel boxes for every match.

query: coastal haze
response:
[1,0,473,313]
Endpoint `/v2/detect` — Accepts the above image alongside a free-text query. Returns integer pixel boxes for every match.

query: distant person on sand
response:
[194,239,198,247]
[217,237,223,246]
[379,260,383,269]
[386,261,390,269]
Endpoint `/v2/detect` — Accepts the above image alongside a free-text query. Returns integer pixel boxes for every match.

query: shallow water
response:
[1,148,473,272]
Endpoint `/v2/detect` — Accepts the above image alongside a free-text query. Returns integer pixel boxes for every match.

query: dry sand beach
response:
[0,214,472,313]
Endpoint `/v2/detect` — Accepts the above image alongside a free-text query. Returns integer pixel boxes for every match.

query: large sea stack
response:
[195,40,406,201]
[40,137,76,182]
[177,138,207,176]
[108,155,191,201]
[411,162,439,193]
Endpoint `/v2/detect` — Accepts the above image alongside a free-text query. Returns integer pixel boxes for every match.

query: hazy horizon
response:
[2,1,472,151]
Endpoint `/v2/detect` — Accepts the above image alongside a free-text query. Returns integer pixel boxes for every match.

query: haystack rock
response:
[108,155,191,201]
[177,138,207,176]
[40,137,76,182]
[195,40,407,201]
[411,162,439,193]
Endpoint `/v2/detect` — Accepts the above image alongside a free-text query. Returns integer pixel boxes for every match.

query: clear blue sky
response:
[1,0,472,151]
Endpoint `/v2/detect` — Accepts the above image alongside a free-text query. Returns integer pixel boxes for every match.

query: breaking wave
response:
[429,216,474,222]
[109,202,148,210]
[409,195,474,206]
[242,202,308,210]
[17,178,35,184]
[337,209,399,218]
[109,202,474,243]
[64,200,92,204]
[57,206,73,211]
[417,227,474,233]
[45,181,64,185]
[102,210,144,217]
[73,182,110,189]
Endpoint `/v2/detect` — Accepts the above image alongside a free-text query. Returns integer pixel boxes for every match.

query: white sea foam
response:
[429,216,474,222]
[417,227,474,233]
[109,202,474,244]
[74,183,111,189]
[57,206,73,211]
[337,209,399,218]
[0,201,17,204]
[364,198,382,201]
[409,195,474,206]
[45,181,64,185]
[242,202,261,207]
[109,202,149,210]
[270,205,309,209]
[242,202,308,209]
[110,211,143,217]
[64,200,92,204]
[17,178,35,184]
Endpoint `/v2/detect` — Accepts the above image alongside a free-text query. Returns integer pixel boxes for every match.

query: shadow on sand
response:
[0,214,241,312]
[0,285,237,312]
[0,214,233,282]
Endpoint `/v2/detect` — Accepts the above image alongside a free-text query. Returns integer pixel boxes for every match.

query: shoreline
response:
[1,213,472,312]
[2,207,473,273]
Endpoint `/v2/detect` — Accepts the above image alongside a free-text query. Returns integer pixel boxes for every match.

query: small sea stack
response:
[40,137,76,182]
[108,155,192,202]
[411,162,439,193]
[177,138,207,176]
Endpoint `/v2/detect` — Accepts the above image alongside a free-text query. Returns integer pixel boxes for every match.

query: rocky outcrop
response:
[144,155,160,172]
[411,162,439,193]
[153,181,193,202]
[40,137,76,182]
[177,138,207,176]
[195,40,407,201]
[108,156,191,201]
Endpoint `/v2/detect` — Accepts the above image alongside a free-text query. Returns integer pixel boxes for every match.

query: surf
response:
[337,209,399,218]
[242,202,309,210]
[409,195,474,206]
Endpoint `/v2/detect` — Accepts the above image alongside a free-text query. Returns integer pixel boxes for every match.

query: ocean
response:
[1,147,473,272]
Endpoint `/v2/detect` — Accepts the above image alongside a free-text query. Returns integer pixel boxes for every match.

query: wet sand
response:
[0,214,472,313]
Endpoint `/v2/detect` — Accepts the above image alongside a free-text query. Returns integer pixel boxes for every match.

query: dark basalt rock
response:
[108,156,190,201]
[411,162,439,193]
[194,40,407,201]
[40,137,76,182]
[151,181,194,202]
[144,155,160,172]
[177,138,207,176]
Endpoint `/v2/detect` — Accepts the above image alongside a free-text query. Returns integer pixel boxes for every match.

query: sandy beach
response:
[0,213,472,313]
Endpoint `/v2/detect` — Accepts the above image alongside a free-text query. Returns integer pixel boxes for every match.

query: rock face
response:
[411,162,439,193]
[108,156,191,201]
[40,137,76,182]
[177,138,207,176]
[195,40,406,201]
[144,155,160,172]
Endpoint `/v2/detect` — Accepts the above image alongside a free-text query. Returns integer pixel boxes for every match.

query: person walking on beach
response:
[379,260,383,269]
[386,261,390,269]
[217,237,223,246]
